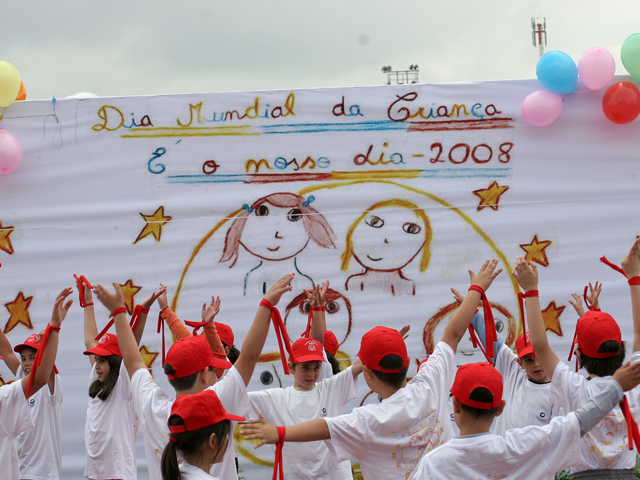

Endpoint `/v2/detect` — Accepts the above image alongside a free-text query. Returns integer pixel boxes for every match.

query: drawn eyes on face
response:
[403,222,421,234]
[287,208,303,222]
[365,215,384,228]
[326,301,340,314]
[255,205,269,217]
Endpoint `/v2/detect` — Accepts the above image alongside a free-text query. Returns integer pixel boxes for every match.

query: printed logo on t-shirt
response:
[305,340,317,352]
[320,407,327,418]
[29,398,36,407]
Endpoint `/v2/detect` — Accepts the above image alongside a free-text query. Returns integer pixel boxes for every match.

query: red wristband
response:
[141,306,150,313]
[629,277,640,286]
[82,302,94,307]
[48,324,61,332]
[522,290,539,298]
[261,298,274,309]
[311,306,325,312]
[110,307,127,317]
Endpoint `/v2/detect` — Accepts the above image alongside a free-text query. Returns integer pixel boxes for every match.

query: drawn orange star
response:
[4,292,33,334]
[392,452,397,459]
[542,301,565,336]
[134,206,172,244]
[120,279,142,315]
[473,181,509,211]
[0,221,15,255]
[139,345,159,377]
[520,235,553,267]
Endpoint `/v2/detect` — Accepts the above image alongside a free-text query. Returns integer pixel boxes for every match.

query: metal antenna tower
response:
[531,17,547,58]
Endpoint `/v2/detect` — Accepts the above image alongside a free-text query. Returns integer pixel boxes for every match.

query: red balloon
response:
[602,81,640,124]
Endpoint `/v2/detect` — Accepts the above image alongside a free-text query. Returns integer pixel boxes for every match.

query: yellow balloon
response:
[0,61,21,108]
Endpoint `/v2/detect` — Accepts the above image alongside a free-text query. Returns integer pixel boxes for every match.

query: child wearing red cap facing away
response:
[323,330,341,375]
[161,389,246,480]
[93,273,295,480]
[243,258,502,480]
[516,239,640,478]
[0,287,71,480]
[410,360,640,479]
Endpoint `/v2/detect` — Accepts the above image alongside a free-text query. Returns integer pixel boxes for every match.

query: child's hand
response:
[568,293,585,318]
[512,256,538,292]
[303,281,329,308]
[141,285,166,310]
[75,278,93,303]
[157,283,169,310]
[469,258,502,292]
[202,296,221,324]
[94,283,126,312]
[51,287,74,327]
[451,287,483,308]
[613,361,640,392]
[264,274,294,306]
[241,413,279,448]
[586,281,602,310]
[622,238,640,279]
[398,325,410,340]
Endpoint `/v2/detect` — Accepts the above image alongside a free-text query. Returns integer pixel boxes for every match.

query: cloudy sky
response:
[3,0,639,99]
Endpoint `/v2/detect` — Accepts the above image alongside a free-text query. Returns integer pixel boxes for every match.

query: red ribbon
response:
[582,286,600,312]
[468,285,497,360]
[467,325,493,366]
[260,299,296,374]
[73,274,94,307]
[630,277,640,286]
[517,290,539,347]
[95,307,127,341]
[157,308,168,367]
[302,305,325,338]
[26,324,60,397]
[185,320,208,336]
[620,395,640,451]
[272,426,286,480]
[600,256,627,278]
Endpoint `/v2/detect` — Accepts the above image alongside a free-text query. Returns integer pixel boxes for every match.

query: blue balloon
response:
[536,51,578,95]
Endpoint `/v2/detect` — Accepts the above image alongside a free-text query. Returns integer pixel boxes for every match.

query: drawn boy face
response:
[351,207,425,271]
[240,204,310,261]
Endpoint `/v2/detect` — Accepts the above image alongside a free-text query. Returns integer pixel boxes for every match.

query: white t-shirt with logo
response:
[324,341,456,480]
[131,366,251,480]
[549,351,640,472]
[410,412,582,479]
[492,344,563,435]
[1,380,34,480]
[84,361,137,480]
[15,369,63,480]
[248,366,358,480]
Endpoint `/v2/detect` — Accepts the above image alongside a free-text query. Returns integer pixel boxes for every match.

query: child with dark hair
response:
[323,330,342,375]
[410,359,640,479]
[518,239,640,478]
[243,259,503,480]
[161,389,246,480]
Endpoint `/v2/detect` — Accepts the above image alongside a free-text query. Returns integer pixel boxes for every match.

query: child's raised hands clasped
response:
[202,296,221,324]
[303,280,329,308]
[512,256,538,292]
[157,283,169,310]
[141,284,166,310]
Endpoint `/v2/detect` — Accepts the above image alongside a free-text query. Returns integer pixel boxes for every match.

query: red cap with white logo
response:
[83,333,122,357]
[290,338,325,363]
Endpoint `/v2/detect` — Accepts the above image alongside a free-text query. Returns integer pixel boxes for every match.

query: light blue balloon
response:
[536,51,578,95]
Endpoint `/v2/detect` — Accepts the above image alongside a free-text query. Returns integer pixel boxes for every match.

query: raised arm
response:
[132,287,164,345]
[621,238,640,352]
[304,281,329,344]
[242,413,330,447]
[513,256,560,378]
[201,296,226,377]
[0,328,20,375]
[234,273,294,386]
[79,280,98,367]
[157,283,191,341]
[441,258,502,353]
[94,283,146,379]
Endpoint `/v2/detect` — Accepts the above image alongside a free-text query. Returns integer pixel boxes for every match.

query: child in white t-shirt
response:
[94,274,295,480]
[410,359,640,479]
[517,240,640,478]
[243,258,503,480]
[0,287,71,480]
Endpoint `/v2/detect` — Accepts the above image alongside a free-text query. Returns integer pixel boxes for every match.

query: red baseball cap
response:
[290,338,326,363]
[516,332,535,360]
[14,332,43,353]
[323,331,339,356]
[165,335,232,380]
[451,362,503,409]
[215,322,234,348]
[83,333,122,357]
[169,389,245,437]
[576,311,622,358]
[358,326,408,373]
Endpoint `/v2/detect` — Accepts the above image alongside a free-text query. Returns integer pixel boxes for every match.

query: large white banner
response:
[1,77,639,478]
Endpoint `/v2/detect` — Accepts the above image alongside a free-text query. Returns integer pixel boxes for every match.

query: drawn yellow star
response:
[396,462,401,469]
[542,301,565,336]
[140,345,159,377]
[134,206,172,244]
[392,452,397,459]
[520,235,553,267]
[473,181,509,211]
[120,279,142,315]
[4,292,33,333]
[0,221,15,255]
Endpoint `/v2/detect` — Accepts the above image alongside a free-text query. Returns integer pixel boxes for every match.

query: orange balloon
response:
[15,81,26,101]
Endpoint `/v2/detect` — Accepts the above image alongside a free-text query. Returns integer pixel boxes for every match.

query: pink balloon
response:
[521,90,564,127]
[579,47,616,90]
[0,129,23,175]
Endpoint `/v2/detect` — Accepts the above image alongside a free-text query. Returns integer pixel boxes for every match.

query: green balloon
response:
[621,33,640,82]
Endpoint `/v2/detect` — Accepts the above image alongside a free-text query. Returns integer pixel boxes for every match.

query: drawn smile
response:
[267,246,281,252]
[366,255,382,261]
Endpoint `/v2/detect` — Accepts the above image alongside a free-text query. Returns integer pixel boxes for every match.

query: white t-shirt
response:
[0,380,34,480]
[84,361,137,480]
[180,459,219,479]
[324,341,456,480]
[15,369,63,480]
[549,351,640,472]
[248,366,358,480]
[132,366,251,480]
[492,344,563,435]
[410,412,582,479]
[317,349,334,382]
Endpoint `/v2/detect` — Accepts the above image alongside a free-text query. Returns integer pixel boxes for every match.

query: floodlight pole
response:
[531,17,547,58]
